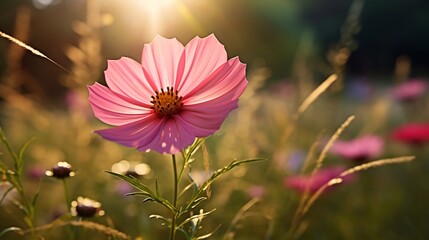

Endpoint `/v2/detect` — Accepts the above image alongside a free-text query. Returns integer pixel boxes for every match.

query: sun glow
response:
[32,0,61,9]
[111,0,203,38]
[118,0,180,36]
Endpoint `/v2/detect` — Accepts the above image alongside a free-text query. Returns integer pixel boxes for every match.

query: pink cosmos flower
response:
[392,123,429,145]
[88,35,247,154]
[284,166,350,194]
[391,79,427,101]
[330,135,384,162]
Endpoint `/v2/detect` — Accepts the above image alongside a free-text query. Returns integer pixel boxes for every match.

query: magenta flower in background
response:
[392,123,429,145]
[391,79,427,101]
[284,166,350,194]
[88,35,247,154]
[330,135,384,162]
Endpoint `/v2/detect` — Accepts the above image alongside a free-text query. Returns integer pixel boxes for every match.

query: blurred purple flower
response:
[71,196,105,218]
[45,162,75,179]
[116,181,134,196]
[391,79,427,101]
[274,149,306,173]
[269,80,295,98]
[247,185,266,198]
[26,166,46,180]
[331,135,384,162]
[284,166,351,194]
[65,90,92,118]
[345,77,373,101]
[286,150,306,172]
[50,208,66,221]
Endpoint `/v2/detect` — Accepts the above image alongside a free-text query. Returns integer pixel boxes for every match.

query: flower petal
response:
[138,119,196,154]
[176,34,228,95]
[183,57,247,104]
[179,99,239,137]
[95,115,164,149]
[174,57,246,137]
[141,35,184,91]
[88,83,152,126]
[105,57,154,104]
[89,34,248,154]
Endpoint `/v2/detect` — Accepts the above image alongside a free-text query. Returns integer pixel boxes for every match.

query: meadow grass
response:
[0,2,424,239]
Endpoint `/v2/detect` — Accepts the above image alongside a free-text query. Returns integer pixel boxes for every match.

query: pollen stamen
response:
[151,87,183,118]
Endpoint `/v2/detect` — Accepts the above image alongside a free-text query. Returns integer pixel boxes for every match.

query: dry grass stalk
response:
[300,131,324,174]
[302,155,415,218]
[288,115,354,238]
[63,0,103,88]
[202,142,211,198]
[0,30,69,74]
[328,0,364,89]
[297,74,338,116]
[223,197,261,240]
[278,74,338,148]
[18,220,130,239]
[5,7,30,88]
[287,156,414,239]
[312,115,355,173]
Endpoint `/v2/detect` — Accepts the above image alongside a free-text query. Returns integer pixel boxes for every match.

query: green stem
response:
[62,179,75,240]
[62,179,71,211]
[169,154,178,240]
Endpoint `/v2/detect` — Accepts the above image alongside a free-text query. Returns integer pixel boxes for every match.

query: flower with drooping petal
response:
[284,166,352,194]
[330,135,384,162]
[392,123,429,145]
[71,196,105,218]
[391,79,428,101]
[88,34,247,154]
[45,162,75,179]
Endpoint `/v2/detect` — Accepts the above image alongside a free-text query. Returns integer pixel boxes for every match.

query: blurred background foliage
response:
[0,0,428,239]
[0,0,428,104]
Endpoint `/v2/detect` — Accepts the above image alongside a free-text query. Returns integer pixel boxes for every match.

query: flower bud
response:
[71,197,105,218]
[45,162,75,179]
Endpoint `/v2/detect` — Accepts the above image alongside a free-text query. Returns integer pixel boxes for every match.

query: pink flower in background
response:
[88,35,247,154]
[331,135,384,162]
[66,90,92,117]
[391,79,427,101]
[392,123,429,145]
[284,166,350,194]
[247,185,266,198]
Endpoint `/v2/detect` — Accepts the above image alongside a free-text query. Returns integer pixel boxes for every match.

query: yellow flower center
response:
[151,87,183,118]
